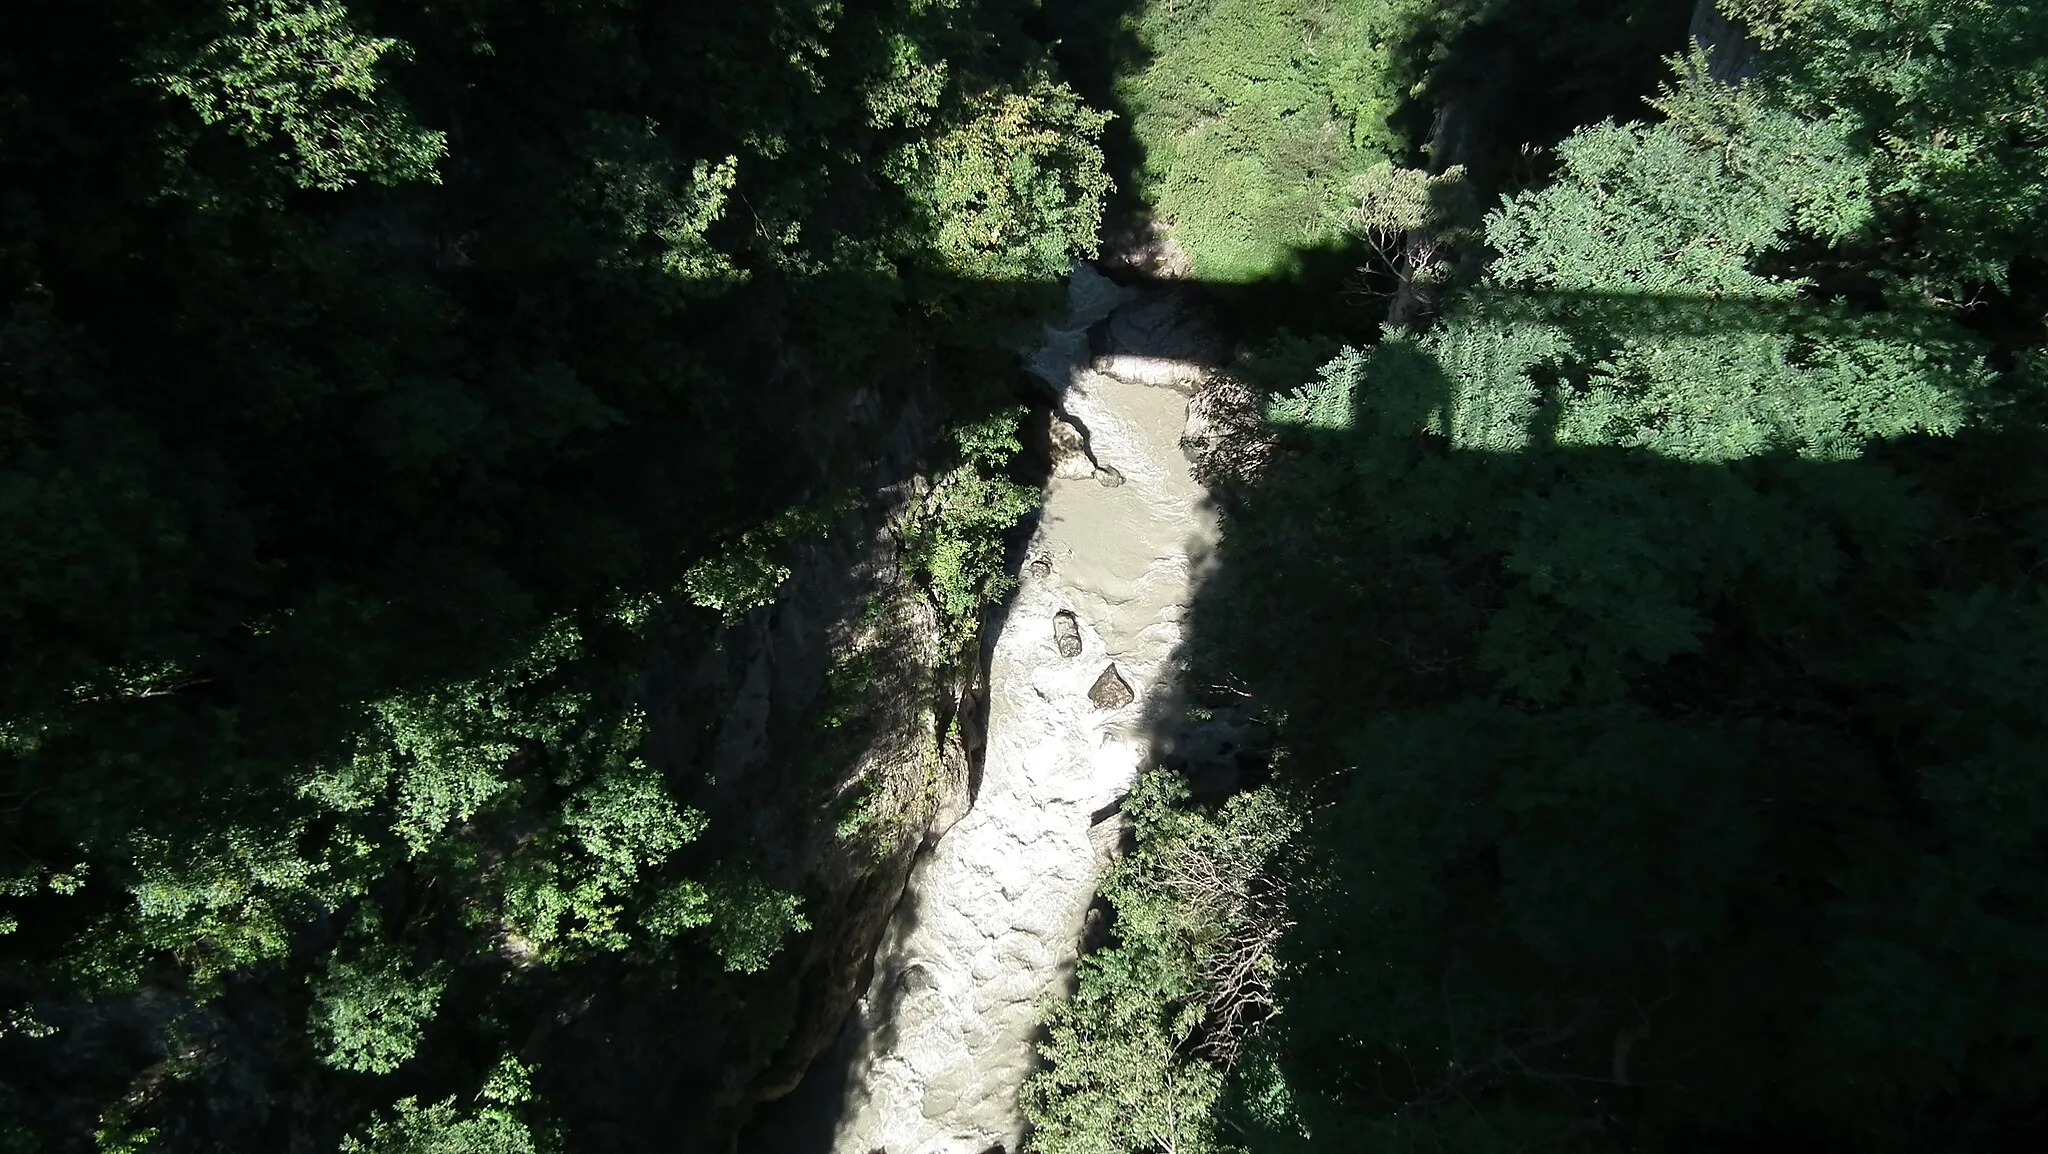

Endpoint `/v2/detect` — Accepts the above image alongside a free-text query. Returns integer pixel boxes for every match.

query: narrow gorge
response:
[751,265,1225,1154]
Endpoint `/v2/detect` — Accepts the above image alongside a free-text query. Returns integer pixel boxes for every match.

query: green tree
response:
[1726,0,2048,292]
[1239,49,2043,1154]
[1115,0,1432,280]
[311,946,448,1074]
[1027,773,1298,1154]
[344,1059,543,1154]
[902,408,1042,637]
[148,0,446,190]
[897,74,1113,282]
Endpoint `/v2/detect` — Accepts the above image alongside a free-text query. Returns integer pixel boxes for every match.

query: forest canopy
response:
[1,1,1101,1150]
[7,0,2048,1151]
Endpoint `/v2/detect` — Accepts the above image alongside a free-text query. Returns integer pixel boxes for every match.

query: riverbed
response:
[753,265,1219,1154]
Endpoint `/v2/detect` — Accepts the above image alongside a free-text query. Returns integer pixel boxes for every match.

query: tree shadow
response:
[1387,0,1700,185]
[1126,279,2048,1148]
[1029,0,1156,225]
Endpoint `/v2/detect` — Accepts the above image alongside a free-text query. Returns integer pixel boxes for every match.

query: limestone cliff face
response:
[696,456,987,1117]
[1689,0,1759,85]
[552,378,987,1154]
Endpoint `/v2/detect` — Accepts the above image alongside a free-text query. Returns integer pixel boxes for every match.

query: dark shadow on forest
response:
[1396,0,1699,184]
[1027,0,1151,224]
[1113,278,2048,1148]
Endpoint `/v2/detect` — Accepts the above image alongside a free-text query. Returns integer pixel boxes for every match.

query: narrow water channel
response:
[759,265,1222,1154]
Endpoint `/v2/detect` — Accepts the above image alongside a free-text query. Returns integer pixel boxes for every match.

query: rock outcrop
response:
[1052,610,1084,659]
[603,378,981,1153]
[1047,415,1097,481]
[1087,664,1134,711]
[1689,0,1759,85]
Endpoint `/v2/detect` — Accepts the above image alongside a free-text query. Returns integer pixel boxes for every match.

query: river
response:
[750,264,1221,1154]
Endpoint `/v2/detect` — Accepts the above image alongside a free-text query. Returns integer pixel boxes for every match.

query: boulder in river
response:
[1027,556,1052,580]
[1052,610,1083,658]
[1048,416,1095,480]
[1101,291,1227,367]
[1095,464,1125,488]
[1087,664,1134,710]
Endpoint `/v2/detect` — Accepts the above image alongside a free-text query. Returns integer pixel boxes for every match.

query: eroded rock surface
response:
[1087,664,1133,710]
[1181,375,1271,485]
[1088,289,1227,393]
[1047,416,1096,481]
[817,265,1220,1154]
[1052,611,1083,659]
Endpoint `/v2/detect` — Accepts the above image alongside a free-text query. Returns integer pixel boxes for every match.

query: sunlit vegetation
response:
[1115,0,1426,280]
